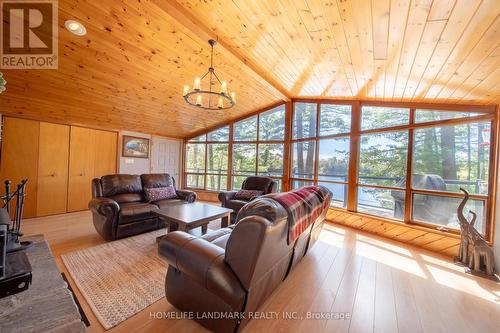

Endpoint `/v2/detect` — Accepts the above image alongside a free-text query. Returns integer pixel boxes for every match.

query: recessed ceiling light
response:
[65,20,87,36]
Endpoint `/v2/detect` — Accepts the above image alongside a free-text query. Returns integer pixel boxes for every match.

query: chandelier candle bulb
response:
[194,77,201,90]
[196,95,202,106]
[183,85,189,96]
[217,97,224,109]
[221,81,227,94]
[231,92,236,103]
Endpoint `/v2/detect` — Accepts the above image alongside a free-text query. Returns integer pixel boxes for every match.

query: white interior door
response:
[151,137,180,183]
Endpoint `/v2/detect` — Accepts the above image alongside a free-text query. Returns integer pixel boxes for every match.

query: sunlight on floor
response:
[320,223,500,305]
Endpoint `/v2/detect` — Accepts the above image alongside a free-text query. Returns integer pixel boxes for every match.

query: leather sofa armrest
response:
[88,197,120,241]
[159,231,245,309]
[218,191,237,206]
[88,197,120,215]
[176,189,197,203]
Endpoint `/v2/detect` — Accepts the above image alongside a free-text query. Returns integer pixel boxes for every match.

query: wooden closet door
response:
[36,122,70,216]
[93,129,117,178]
[0,117,39,218]
[67,127,95,212]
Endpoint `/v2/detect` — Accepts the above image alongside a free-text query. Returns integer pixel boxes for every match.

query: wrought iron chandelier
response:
[182,39,236,110]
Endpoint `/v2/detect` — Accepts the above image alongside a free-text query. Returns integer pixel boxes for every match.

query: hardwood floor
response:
[21,210,500,333]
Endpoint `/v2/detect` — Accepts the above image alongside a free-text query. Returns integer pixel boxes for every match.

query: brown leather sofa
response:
[89,174,196,241]
[218,176,278,223]
[159,187,331,333]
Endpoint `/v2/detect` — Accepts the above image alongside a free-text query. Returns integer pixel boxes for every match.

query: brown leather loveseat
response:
[159,186,331,333]
[89,174,196,241]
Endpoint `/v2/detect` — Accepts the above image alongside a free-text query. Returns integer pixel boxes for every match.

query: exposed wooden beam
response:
[152,0,291,100]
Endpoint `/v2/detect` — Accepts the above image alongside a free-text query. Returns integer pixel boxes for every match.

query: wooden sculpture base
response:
[453,259,500,282]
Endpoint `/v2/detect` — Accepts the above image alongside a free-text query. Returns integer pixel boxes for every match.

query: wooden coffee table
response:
[153,202,232,236]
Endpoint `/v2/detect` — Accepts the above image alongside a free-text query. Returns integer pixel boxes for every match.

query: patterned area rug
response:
[61,229,167,330]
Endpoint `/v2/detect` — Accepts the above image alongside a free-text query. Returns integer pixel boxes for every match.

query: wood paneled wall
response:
[37,123,70,216]
[0,118,40,218]
[0,117,117,217]
[68,127,117,212]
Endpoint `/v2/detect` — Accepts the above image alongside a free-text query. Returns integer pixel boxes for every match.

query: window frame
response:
[184,102,287,192]
[184,127,229,191]
[230,104,286,190]
[290,101,353,209]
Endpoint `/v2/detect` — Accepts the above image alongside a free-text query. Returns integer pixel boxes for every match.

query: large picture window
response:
[185,100,496,239]
[290,101,495,237]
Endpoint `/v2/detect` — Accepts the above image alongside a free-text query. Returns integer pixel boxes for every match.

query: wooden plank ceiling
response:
[179,0,500,104]
[0,0,499,138]
[0,0,286,138]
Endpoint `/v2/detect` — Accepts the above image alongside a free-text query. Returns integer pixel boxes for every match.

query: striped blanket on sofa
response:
[267,186,331,244]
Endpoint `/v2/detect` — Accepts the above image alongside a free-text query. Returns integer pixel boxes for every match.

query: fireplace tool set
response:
[0,179,32,298]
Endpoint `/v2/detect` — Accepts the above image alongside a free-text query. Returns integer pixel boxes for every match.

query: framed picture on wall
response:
[122,135,150,158]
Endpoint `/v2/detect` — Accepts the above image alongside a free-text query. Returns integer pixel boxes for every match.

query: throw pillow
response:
[145,186,177,202]
[234,189,264,201]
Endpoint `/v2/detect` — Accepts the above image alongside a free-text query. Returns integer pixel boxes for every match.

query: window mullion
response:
[228,123,234,191]
[203,142,208,190]
[347,101,360,211]
[256,113,260,175]
[283,101,292,192]
[404,109,415,223]
[314,103,320,184]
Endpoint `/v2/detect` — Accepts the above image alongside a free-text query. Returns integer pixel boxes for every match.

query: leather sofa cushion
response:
[201,228,233,249]
[101,174,143,197]
[141,173,174,189]
[211,234,231,249]
[109,193,144,204]
[118,202,157,224]
[153,199,187,209]
[234,189,263,201]
[116,218,159,239]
